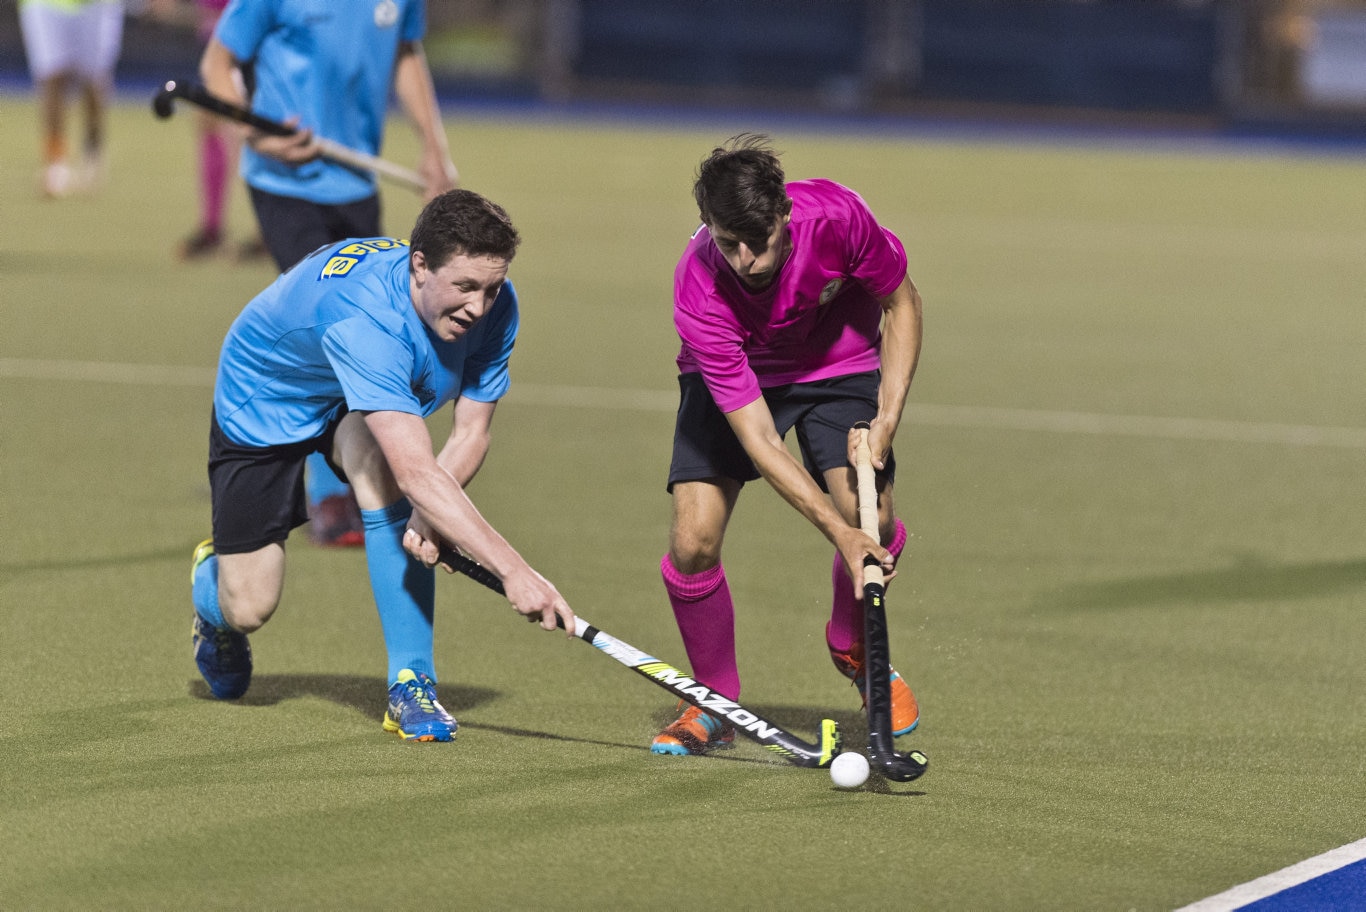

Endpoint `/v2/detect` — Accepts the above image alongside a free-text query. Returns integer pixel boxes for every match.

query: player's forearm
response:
[366,410,518,576]
[875,276,923,435]
[199,39,245,108]
[434,431,488,489]
[753,442,855,545]
[435,397,495,487]
[393,42,456,184]
[729,403,852,546]
[401,464,524,577]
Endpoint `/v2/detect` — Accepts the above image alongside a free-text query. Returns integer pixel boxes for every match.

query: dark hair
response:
[693,133,792,247]
[408,189,521,271]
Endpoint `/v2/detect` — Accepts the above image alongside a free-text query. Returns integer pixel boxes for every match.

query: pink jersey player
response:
[652,135,926,759]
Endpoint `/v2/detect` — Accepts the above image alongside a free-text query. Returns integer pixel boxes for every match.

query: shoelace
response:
[400,679,439,715]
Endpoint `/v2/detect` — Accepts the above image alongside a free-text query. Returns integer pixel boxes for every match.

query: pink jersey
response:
[672,179,908,413]
[197,0,229,41]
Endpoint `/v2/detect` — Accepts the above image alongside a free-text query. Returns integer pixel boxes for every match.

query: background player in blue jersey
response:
[200,0,459,545]
[189,189,575,743]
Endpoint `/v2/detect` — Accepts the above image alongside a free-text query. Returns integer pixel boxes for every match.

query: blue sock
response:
[191,553,228,629]
[306,452,350,505]
[362,500,436,685]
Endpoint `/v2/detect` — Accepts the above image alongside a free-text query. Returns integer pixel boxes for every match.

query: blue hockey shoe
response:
[192,613,252,700]
[190,539,252,700]
[383,669,458,742]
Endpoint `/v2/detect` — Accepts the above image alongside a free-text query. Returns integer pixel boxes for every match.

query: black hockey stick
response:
[437,546,842,768]
[151,79,425,192]
[853,426,929,782]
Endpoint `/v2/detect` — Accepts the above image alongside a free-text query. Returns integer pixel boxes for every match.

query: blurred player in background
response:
[189,189,575,742]
[200,0,459,545]
[146,0,266,259]
[653,134,925,756]
[18,0,124,198]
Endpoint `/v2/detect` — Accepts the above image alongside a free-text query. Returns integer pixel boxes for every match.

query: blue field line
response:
[1176,838,1366,911]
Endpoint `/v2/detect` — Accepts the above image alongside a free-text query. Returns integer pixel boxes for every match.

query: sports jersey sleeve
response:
[459,283,519,403]
[673,261,763,414]
[213,0,275,62]
[400,0,425,42]
[840,188,908,299]
[321,316,423,415]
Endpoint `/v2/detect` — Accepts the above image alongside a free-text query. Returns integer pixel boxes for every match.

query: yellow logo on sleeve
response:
[320,238,409,279]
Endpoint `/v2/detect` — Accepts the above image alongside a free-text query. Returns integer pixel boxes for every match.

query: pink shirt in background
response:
[673,179,908,413]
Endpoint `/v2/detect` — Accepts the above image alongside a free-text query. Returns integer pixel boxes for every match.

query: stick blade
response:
[873,747,929,782]
[151,79,184,119]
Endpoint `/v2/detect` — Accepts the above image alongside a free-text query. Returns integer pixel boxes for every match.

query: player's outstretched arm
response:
[725,398,891,588]
[360,409,575,634]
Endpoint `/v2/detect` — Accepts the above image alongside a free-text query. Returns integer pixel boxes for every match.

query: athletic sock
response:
[191,551,227,630]
[201,131,227,235]
[305,452,351,506]
[43,134,67,166]
[362,500,436,684]
[660,554,740,701]
[826,517,908,653]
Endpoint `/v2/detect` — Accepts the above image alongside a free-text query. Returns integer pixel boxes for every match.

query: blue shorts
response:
[207,409,349,554]
[667,370,895,494]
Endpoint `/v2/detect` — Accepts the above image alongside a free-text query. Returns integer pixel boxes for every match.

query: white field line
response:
[1174,837,1366,911]
[4,357,1365,450]
[897,210,1366,264]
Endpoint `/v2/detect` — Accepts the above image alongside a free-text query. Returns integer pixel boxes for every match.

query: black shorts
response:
[207,409,350,554]
[667,370,895,494]
[248,187,382,273]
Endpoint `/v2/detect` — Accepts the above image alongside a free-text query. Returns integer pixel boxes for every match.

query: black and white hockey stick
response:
[853,426,929,782]
[438,546,842,768]
[151,79,425,192]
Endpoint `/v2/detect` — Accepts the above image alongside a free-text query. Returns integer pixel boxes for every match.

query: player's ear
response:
[410,249,428,280]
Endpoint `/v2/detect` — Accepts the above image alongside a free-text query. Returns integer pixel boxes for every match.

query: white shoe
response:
[41,161,72,198]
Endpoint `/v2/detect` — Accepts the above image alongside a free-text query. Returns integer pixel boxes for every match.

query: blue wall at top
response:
[918,0,1221,111]
[576,0,867,92]
[573,0,1222,113]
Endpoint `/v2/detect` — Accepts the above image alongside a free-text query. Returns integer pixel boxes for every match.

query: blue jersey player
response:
[190,189,576,742]
[201,0,459,546]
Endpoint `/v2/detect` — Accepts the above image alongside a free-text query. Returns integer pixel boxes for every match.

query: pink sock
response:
[201,132,228,235]
[826,518,907,652]
[660,554,740,700]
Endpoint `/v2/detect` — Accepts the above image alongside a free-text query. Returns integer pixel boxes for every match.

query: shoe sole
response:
[650,734,736,756]
[382,713,456,742]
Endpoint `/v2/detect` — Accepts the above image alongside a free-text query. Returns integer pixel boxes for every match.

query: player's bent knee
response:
[216,547,285,632]
[668,544,721,575]
[219,592,278,633]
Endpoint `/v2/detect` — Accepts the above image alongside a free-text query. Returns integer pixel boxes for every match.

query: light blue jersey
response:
[214,238,518,448]
[215,0,426,204]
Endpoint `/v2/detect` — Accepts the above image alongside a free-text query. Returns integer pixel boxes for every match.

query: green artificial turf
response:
[2,97,1364,910]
